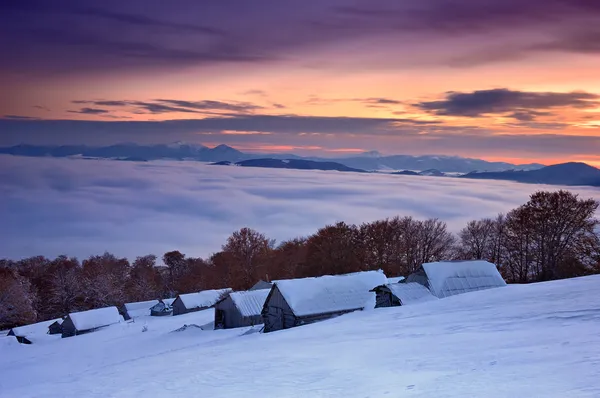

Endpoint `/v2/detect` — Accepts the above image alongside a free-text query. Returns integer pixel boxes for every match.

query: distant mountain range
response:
[1,143,598,187]
[460,162,600,187]
[213,158,366,173]
[393,169,446,177]
[0,142,544,173]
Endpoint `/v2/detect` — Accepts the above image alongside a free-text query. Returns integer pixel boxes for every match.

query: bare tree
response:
[0,268,37,329]
[221,227,274,290]
[126,255,163,301]
[502,190,600,282]
[82,252,130,308]
[305,222,361,276]
[458,218,497,260]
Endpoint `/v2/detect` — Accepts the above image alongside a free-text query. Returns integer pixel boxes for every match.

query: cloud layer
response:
[1,155,599,261]
[2,0,600,74]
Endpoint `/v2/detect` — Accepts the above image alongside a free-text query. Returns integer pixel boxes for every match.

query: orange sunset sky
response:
[2,0,600,166]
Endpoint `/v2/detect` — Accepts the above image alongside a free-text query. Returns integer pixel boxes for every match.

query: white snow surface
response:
[387,276,406,283]
[124,300,160,318]
[1,276,600,397]
[67,306,122,331]
[178,288,232,309]
[386,282,438,305]
[422,260,507,298]
[275,270,388,317]
[229,289,271,317]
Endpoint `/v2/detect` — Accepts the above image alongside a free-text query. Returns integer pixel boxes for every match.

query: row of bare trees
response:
[2,190,599,329]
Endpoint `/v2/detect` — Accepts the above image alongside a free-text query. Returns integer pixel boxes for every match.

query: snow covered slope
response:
[1,276,599,397]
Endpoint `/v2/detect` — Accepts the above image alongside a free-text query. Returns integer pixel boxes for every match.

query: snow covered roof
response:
[124,300,160,318]
[229,289,271,317]
[178,289,232,309]
[68,306,122,331]
[421,260,506,298]
[274,270,387,317]
[162,298,176,306]
[386,282,438,305]
[9,318,62,337]
[387,276,406,284]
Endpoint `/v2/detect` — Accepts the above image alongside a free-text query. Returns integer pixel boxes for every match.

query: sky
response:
[1,0,600,165]
[2,155,600,260]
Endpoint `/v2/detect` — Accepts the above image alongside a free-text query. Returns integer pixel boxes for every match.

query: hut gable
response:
[47,319,63,335]
[173,289,232,315]
[262,271,387,332]
[373,282,438,308]
[409,260,506,298]
[62,306,122,337]
[123,300,160,319]
[214,289,270,329]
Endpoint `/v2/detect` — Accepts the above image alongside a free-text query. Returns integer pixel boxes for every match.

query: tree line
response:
[2,190,599,329]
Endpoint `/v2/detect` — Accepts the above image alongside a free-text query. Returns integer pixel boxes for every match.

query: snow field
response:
[1,276,599,397]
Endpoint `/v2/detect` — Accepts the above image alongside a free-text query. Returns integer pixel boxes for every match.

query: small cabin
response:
[61,307,123,338]
[150,299,173,317]
[262,270,387,333]
[7,318,63,344]
[47,319,63,335]
[371,282,437,308]
[172,289,232,316]
[121,300,160,320]
[407,260,506,298]
[214,289,271,329]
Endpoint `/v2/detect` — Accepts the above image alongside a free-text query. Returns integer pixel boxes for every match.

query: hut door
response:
[215,310,225,329]
[271,307,284,330]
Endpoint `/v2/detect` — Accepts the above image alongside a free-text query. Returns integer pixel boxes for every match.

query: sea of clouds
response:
[1,155,599,261]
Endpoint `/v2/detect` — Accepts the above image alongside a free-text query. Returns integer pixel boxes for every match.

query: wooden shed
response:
[121,300,160,320]
[47,319,63,335]
[150,299,173,316]
[407,260,506,298]
[214,289,271,329]
[61,306,122,338]
[172,289,231,316]
[7,318,63,344]
[371,282,438,308]
[262,270,387,333]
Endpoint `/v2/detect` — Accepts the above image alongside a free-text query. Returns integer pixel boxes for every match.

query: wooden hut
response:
[407,260,506,298]
[262,270,387,333]
[150,299,173,317]
[371,282,437,308]
[172,289,231,316]
[121,300,160,320]
[47,319,63,335]
[214,289,271,329]
[7,318,63,344]
[61,307,122,338]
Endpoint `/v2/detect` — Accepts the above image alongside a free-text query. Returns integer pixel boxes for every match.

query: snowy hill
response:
[2,276,600,397]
